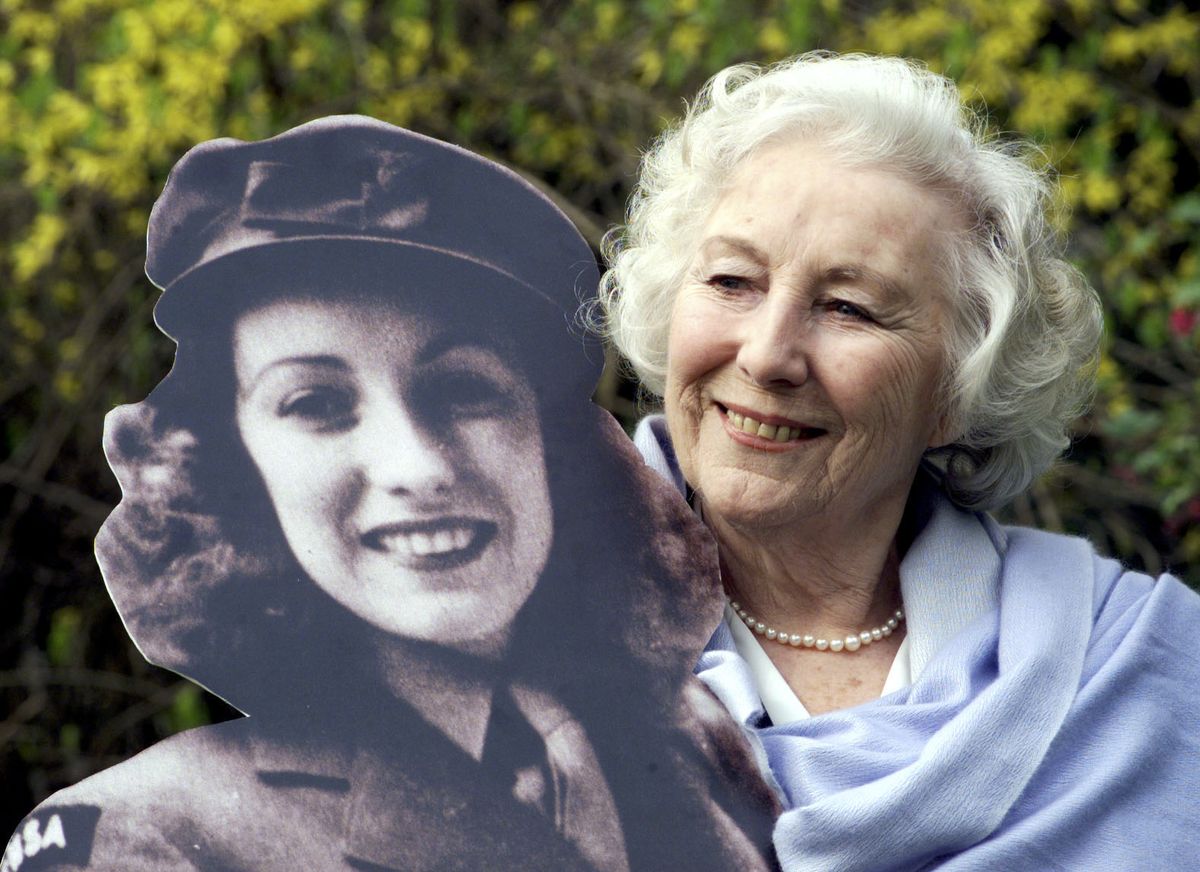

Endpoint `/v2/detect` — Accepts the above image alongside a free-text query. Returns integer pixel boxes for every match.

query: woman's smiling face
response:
[665,140,961,534]
[233,292,552,655]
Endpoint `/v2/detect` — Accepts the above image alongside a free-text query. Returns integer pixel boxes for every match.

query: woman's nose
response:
[736,297,810,387]
[354,399,455,495]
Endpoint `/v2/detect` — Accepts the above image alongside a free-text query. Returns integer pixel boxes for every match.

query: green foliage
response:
[45,607,82,667]
[57,723,81,755]
[164,684,209,733]
[1,0,1197,835]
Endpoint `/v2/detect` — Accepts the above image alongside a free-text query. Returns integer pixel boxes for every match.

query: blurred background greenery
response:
[2,0,1197,838]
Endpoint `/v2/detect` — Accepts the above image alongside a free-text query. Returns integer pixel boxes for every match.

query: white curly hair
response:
[597,52,1103,510]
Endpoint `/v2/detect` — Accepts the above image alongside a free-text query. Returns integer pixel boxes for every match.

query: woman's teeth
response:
[725,408,808,442]
[374,525,474,556]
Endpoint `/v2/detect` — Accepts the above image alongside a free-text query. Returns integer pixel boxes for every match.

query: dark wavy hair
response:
[96,248,776,866]
[98,245,722,717]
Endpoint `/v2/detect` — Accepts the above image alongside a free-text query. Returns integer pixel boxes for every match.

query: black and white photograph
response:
[4,116,778,871]
[6,5,1200,870]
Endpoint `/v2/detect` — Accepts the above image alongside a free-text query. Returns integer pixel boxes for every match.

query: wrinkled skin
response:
[665,141,962,542]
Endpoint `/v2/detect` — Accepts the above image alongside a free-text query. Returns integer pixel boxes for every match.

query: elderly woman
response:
[4,117,777,872]
[600,53,1200,869]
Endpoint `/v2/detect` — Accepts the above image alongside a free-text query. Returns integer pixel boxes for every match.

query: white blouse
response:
[724,604,912,724]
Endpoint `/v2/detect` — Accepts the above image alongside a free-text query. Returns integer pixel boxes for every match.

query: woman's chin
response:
[347,571,536,654]
[367,604,514,658]
[699,484,827,536]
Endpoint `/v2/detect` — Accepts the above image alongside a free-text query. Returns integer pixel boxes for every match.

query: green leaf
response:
[59,723,81,754]
[1169,194,1200,224]
[1135,309,1168,348]
[1128,227,1159,257]
[168,684,209,732]
[1131,447,1165,475]
[1172,279,1200,307]
[17,69,57,114]
[35,185,58,213]
[1164,483,1199,516]
[1102,408,1163,441]
[46,607,82,667]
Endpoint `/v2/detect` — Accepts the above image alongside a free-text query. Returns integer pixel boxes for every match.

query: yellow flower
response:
[1182,529,1200,562]
[668,22,705,63]
[379,92,415,127]
[1107,395,1132,418]
[444,43,471,78]
[10,10,58,43]
[1096,353,1119,385]
[396,54,421,80]
[758,22,789,57]
[13,213,67,282]
[54,369,83,403]
[1136,281,1161,305]
[507,2,537,32]
[25,45,54,73]
[393,17,432,54]
[59,336,83,363]
[119,9,157,62]
[532,47,555,75]
[637,48,663,87]
[211,18,242,56]
[595,2,621,38]
[92,249,117,272]
[362,50,392,91]
[1126,137,1175,217]
[1013,69,1099,133]
[1082,172,1122,213]
[339,0,365,26]
[9,308,46,343]
[51,281,77,307]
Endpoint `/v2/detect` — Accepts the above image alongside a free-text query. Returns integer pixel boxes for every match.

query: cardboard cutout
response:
[4,117,778,872]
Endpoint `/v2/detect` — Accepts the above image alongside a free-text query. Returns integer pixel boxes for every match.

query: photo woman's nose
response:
[355,395,456,495]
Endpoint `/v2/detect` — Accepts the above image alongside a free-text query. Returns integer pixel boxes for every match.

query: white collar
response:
[725,604,912,724]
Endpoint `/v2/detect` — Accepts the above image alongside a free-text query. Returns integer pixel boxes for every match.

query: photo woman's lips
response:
[361,518,498,570]
[717,401,827,447]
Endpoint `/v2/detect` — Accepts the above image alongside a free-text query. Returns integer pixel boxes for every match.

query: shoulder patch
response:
[2,805,101,870]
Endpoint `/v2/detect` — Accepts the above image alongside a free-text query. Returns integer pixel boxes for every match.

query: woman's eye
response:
[707,274,752,293]
[277,387,357,428]
[829,299,872,321]
[426,371,513,418]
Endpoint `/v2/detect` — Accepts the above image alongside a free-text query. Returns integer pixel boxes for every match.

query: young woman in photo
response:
[5,117,777,872]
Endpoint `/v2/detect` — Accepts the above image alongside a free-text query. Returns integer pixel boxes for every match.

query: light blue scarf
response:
[635,415,1200,870]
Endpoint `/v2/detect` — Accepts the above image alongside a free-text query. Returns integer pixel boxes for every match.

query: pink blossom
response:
[1169,307,1197,337]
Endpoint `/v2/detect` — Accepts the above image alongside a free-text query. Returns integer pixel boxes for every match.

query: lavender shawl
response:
[635,416,1200,870]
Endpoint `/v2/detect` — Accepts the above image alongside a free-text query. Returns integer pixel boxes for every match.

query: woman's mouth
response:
[718,403,826,443]
[361,519,497,569]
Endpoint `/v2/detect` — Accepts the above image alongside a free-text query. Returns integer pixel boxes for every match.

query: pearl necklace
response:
[726,595,904,653]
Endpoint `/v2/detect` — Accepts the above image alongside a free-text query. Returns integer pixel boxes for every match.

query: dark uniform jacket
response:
[5,679,778,872]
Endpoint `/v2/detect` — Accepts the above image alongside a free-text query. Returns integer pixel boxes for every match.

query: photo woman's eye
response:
[277,385,358,429]
[421,369,515,419]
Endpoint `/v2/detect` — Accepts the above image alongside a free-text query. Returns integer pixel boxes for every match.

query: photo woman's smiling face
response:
[233,292,553,655]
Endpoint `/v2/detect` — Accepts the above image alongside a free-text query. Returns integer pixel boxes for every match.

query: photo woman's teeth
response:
[724,408,817,442]
[366,523,485,557]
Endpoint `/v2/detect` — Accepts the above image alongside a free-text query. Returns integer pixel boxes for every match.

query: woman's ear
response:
[926,404,960,451]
